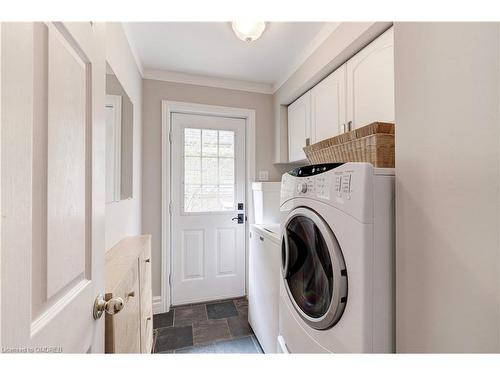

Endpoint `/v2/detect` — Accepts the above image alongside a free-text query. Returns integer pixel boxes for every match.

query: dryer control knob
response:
[297,182,307,194]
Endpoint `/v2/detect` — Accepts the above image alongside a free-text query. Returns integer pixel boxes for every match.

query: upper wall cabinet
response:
[346,27,394,129]
[287,91,311,163]
[311,64,346,143]
[287,27,394,163]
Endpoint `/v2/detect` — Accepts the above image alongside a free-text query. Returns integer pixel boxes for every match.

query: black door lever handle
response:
[232,213,244,224]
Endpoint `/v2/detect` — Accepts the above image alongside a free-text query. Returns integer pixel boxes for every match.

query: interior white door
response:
[311,64,346,141]
[346,26,394,128]
[1,22,105,352]
[171,113,246,305]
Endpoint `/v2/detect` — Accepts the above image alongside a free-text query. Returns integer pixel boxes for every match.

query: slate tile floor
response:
[153,297,263,354]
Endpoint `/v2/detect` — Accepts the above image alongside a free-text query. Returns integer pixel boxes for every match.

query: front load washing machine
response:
[277,162,395,353]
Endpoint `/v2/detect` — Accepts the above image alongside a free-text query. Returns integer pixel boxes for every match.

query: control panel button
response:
[341,174,351,193]
[334,175,342,192]
[297,182,308,194]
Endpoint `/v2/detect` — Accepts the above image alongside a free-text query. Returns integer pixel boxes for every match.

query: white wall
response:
[394,22,500,352]
[105,23,143,250]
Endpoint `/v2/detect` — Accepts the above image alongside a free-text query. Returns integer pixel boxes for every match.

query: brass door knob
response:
[93,294,124,320]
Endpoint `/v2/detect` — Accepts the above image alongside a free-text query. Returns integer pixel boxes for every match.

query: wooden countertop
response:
[105,234,151,293]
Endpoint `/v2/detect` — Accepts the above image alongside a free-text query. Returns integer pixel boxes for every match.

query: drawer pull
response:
[127,291,135,298]
[145,258,151,263]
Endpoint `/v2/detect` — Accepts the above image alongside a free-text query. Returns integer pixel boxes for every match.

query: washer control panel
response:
[281,164,355,203]
[281,162,381,224]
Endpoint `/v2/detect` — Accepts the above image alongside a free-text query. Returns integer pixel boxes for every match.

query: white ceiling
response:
[123,22,339,89]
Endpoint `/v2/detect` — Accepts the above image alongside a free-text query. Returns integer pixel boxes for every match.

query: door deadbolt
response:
[93,294,124,320]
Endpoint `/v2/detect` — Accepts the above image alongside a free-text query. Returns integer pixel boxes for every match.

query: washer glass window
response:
[284,215,333,318]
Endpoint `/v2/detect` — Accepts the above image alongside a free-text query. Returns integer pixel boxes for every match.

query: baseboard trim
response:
[152,296,164,315]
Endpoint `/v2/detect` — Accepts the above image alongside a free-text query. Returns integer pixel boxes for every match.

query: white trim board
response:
[160,101,256,314]
[152,296,163,315]
[145,69,274,95]
[121,24,144,77]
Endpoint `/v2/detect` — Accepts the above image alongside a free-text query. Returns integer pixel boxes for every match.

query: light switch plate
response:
[258,170,269,181]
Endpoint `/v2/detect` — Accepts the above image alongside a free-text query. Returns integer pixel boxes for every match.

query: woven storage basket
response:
[303,122,395,168]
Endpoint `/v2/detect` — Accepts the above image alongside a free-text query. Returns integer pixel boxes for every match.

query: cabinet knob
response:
[127,291,135,298]
[259,236,264,242]
[145,258,151,263]
[147,316,152,321]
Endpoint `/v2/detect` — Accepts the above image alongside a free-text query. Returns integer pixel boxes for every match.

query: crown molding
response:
[273,22,341,92]
[121,23,144,77]
[143,68,274,94]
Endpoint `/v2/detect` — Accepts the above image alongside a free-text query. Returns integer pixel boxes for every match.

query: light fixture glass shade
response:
[231,22,266,42]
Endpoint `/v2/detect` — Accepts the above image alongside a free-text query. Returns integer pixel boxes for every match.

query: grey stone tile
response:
[227,314,252,337]
[155,325,193,352]
[206,300,238,319]
[193,319,231,345]
[214,336,260,353]
[153,311,174,329]
[233,297,248,314]
[174,304,207,326]
[175,343,217,353]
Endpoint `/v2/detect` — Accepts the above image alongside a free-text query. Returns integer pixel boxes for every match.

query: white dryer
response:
[278,162,395,353]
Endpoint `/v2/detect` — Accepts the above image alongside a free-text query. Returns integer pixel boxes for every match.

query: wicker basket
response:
[303,122,395,168]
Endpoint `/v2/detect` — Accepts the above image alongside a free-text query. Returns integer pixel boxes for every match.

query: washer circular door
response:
[282,207,348,330]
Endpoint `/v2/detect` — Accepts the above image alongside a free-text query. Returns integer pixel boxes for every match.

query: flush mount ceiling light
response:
[231,22,266,42]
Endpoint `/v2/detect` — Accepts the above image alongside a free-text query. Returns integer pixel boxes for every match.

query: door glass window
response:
[284,216,333,318]
[184,128,235,212]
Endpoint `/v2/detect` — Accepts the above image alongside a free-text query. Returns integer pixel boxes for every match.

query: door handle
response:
[93,294,124,320]
[232,213,244,224]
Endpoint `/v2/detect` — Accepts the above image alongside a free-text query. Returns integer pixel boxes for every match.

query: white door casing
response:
[1,22,105,352]
[105,94,122,203]
[170,113,246,305]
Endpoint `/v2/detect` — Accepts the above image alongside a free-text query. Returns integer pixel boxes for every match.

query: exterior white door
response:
[171,113,246,305]
[1,22,105,352]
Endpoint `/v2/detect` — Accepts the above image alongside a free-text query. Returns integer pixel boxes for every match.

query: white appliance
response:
[248,224,280,353]
[278,162,395,353]
[252,182,281,224]
[248,181,282,353]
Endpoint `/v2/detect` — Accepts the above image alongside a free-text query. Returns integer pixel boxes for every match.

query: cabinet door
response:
[311,64,346,142]
[346,27,394,129]
[287,91,311,162]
